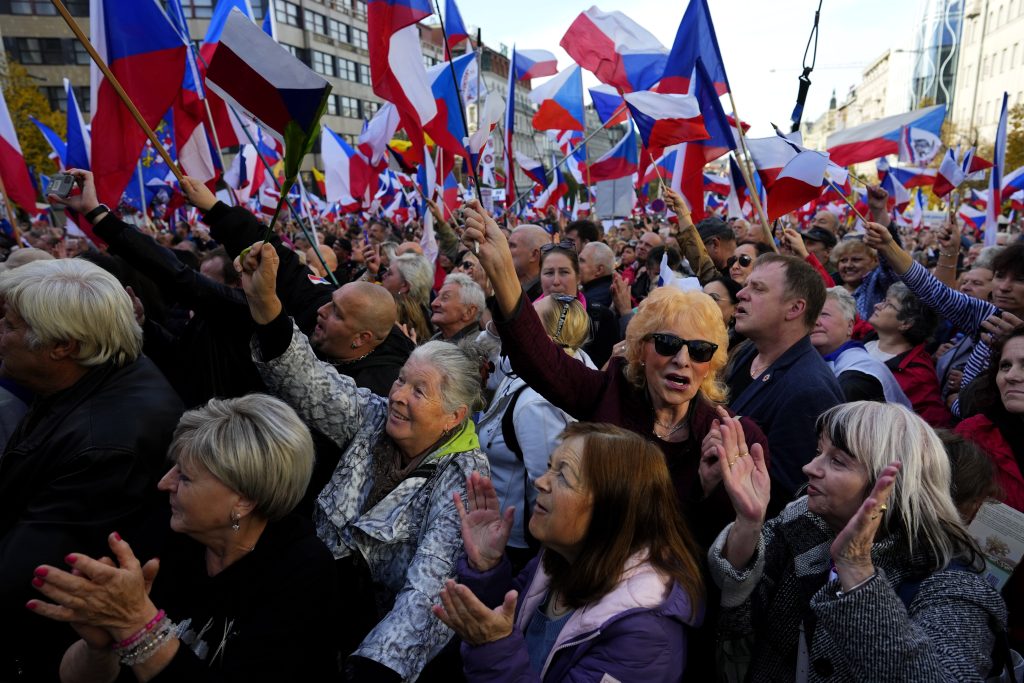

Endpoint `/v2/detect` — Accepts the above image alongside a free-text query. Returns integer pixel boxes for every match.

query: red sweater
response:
[955,414,1024,512]
[888,343,952,428]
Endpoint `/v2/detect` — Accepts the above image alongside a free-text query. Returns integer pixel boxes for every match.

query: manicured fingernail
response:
[65,554,77,564]
[31,578,43,587]
[25,601,37,610]
[113,532,122,541]
[33,567,47,577]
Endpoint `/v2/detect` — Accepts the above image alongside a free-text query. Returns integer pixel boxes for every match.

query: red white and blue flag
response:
[560,7,668,93]
[660,0,729,95]
[959,204,986,231]
[897,122,942,166]
[535,161,568,211]
[424,52,476,159]
[322,125,369,209]
[443,0,469,53]
[29,115,66,169]
[825,104,946,166]
[623,90,708,150]
[198,0,256,149]
[0,87,40,213]
[530,64,585,132]
[512,49,558,81]
[89,0,187,206]
[884,165,936,189]
[986,92,1008,246]
[515,152,548,187]
[65,78,91,171]
[589,121,638,182]
[588,85,628,126]
[703,172,730,196]
[367,0,435,164]
[1001,165,1024,201]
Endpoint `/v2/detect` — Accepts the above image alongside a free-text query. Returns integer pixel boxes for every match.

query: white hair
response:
[824,286,857,323]
[585,242,615,274]
[391,252,435,307]
[407,340,485,414]
[443,272,485,322]
[0,258,142,367]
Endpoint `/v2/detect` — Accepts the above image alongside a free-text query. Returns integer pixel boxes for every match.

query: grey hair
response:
[0,258,142,367]
[443,272,485,322]
[973,246,1003,271]
[816,401,982,571]
[824,286,857,323]
[585,242,615,274]
[887,282,939,345]
[391,252,435,307]
[407,340,486,414]
[169,394,315,521]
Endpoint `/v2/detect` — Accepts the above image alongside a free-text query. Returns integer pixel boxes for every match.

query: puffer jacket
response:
[252,316,489,681]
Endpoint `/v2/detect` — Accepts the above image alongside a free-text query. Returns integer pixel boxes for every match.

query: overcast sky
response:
[460,0,922,135]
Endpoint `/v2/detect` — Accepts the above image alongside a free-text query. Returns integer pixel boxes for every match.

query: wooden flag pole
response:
[51,0,185,185]
[826,178,869,224]
[726,91,777,252]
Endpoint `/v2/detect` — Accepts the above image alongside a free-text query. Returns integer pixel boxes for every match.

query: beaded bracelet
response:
[115,615,176,666]
[115,610,166,650]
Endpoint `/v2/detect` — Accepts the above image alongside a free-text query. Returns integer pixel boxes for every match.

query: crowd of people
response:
[0,166,1022,682]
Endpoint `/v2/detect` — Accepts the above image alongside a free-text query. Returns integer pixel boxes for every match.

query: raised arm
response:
[665,188,720,284]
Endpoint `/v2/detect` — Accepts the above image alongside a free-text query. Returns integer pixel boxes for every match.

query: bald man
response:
[808,210,839,236]
[311,281,414,395]
[508,224,551,301]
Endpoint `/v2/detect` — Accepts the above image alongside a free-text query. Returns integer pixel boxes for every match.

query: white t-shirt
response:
[864,340,898,363]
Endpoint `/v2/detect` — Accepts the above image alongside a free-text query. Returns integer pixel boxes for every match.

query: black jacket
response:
[0,357,183,680]
[331,325,415,397]
[582,274,614,308]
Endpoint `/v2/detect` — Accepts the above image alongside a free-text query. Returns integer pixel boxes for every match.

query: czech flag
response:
[640,147,678,186]
[515,152,548,187]
[589,121,638,182]
[89,0,187,207]
[198,0,256,149]
[986,92,1008,246]
[879,166,911,212]
[322,125,369,208]
[29,116,66,169]
[661,0,730,95]
[826,104,946,167]
[703,172,730,196]
[886,165,936,189]
[205,8,332,180]
[959,204,986,231]
[530,64,585,132]
[444,0,469,53]
[623,90,708,150]
[0,88,40,214]
[560,7,667,93]
[765,150,829,221]
[535,162,568,210]
[1001,165,1024,201]
[512,49,558,81]
[588,85,628,126]
[934,148,965,197]
[367,0,436,164]
[424,52,476,158]
[441,171,460,217]
[65,78,91,171]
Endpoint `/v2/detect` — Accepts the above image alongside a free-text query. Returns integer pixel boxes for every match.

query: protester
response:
[703,276,743,349]
[564,219,601,252]
[727,242,772,285]
[507,225,551,302]
[711,402,1006,682]
[431,272,485,342]
[578,241,616,307]
[29,395,340,680]
[0,258,184,679]
[800,225,838,274]
[435,424,704,682]
[630,231,664,301]
[726,253,844,507]
[812,287,912,406]
[476,295,595,569]
[696,217,737,273]
[236,241,489,681]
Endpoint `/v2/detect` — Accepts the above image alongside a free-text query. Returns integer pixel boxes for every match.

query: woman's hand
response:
[780,228,809,259]
[663,187,690,221]
[47,169,100,217]
[831,462,901,591]
[236,241,283,324]
[362,243,381,276]
[936,219,962,254]
[610,272,632,316]
[454,472,514,573]
[981,311,1023,347]
[67,555,161,651]
[180,176,218,212]
[862,221,895,251]
[433,580,517,646]
[717,409,770,525]
[28,533,160,643]
[461,200,520,316]
[699,414,726,497]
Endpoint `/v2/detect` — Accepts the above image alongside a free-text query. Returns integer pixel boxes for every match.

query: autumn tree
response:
[0,57,65,179]
[1007,103,1024,172]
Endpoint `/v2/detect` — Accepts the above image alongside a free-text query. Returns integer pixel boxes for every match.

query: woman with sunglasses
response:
[728,243,772,285]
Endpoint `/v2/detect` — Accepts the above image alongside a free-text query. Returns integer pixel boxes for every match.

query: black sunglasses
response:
[540,239,576,254]
[646,333,718,362]
[727,254,752,269]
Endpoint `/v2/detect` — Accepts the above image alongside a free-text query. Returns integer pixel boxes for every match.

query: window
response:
[338,58,359,82]
[281,43,307,64]
[306,10,327,35]
[8,38,64,65]
[276,0,300,27]
[72,40,89,65]
[41,85,90,113]
[326,94,339,116]
[178,0,214,18]
[1013,44,1019,68]
[312,50,335,77]
[251,2,264,20]
[363,100,379,117]
[329,19,348,42]
[1002,49,1008,73]
[340,96,360,118]
[352,0,367,20]
[357,62,371,85]
[8,0,56,14]
[350,27,368,50]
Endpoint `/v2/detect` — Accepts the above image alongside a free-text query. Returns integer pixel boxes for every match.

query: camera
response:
[48,173,77,199]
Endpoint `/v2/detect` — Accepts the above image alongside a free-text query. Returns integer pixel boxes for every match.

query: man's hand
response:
[47,169,101,218]
[235,241,283,324]
[866,184,890,225]
[180,177,218,212]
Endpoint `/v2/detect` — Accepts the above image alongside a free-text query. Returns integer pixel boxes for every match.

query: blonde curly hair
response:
[623,287,730,403]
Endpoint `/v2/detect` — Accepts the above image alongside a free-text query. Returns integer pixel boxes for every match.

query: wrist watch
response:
[84,204,111,224]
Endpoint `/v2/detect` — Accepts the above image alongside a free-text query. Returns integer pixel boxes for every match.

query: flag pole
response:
[726,92,775,250]
[826,178,868,224]
[51,0,185,185]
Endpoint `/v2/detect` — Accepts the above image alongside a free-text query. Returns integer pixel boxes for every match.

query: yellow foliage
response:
[0,57,66,179]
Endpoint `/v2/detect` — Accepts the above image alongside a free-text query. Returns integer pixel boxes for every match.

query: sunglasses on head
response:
[727,254,753,269]
[551,294,576,341]
[540,239,576,254]
[646,333,718,362]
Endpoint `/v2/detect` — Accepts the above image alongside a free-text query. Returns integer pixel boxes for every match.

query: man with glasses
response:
[724,254,844,512]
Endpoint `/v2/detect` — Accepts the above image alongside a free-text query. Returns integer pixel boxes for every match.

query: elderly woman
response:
[461,202,768,547]
[711,401,1007,682]
[237,243,489,681]
[811,286,911,406]
[29,394,341,681]
[431,272,485,342]
[477,295,595,570]
[865,282,951,427]
[434,423,704,681]
[380,251,435,342]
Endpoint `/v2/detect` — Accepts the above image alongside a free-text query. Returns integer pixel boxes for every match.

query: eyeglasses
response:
[457,260,476,271]
[377,265,389,278]
[540,239,576,254]
[646,333,718,362]
[551,294,575,342]
[727,254,753,269]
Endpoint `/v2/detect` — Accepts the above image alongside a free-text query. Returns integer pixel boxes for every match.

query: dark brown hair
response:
[754,252,827,329]
[542,423,704,609]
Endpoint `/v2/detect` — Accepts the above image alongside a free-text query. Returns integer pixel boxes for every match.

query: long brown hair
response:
[542,423,704,609]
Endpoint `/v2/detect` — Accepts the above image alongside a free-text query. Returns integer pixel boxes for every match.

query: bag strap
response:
[501,386,529,464]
